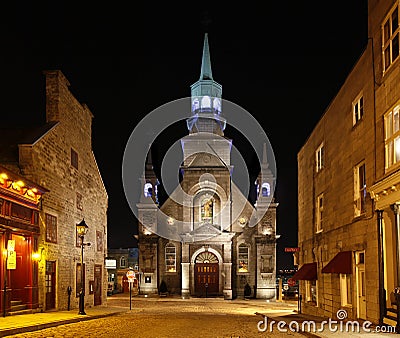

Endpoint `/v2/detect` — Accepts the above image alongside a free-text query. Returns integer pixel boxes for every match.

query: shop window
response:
[340,274,353,307]
[238,244,249,272]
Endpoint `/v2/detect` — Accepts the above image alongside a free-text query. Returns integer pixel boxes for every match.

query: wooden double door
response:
[194,263,219,296]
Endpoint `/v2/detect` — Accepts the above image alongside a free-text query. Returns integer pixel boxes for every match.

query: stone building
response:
[137,34,278,299]
[296,0,399,328]
[0,70,108,313]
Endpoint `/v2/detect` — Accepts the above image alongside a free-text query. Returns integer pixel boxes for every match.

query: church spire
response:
[200,33,213,80]
[188,34,225,135]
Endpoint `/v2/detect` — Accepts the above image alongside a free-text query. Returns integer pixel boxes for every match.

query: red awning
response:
[292,262,317,280]
[322,251,353,274]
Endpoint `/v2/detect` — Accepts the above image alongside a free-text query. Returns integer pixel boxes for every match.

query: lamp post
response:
[76,219,88,315]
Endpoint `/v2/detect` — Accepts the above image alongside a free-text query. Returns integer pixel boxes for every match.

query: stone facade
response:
[0,70,108,312]
[137,34,278,300]
[297,0,400,327]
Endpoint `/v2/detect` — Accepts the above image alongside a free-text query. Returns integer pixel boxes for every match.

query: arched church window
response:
[201,96,211,109]
[213,97,221,113]
[261,183,270,197]
[238,244,249,273]
[201,198,213,222]
[120,256,126,268]
[165,243,176,272]
[144,183,152,197]
[192,98,200,112]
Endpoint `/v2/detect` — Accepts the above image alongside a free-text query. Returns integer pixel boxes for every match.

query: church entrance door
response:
[194,251,219,296]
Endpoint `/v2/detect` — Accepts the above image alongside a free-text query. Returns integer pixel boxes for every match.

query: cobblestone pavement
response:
[3,295,305,338]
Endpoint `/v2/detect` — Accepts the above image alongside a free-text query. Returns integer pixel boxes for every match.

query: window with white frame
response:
[305,280,317,304]
[352,94,364,125]
[383,3,400,72]
[165,243,176,272]
[120,256,126,268]
[340,274,353,307]
[316,193,323,232]
[316,143,324,172]
[238,244,249,272]
[354,162,366,217]
[384,104,400,169]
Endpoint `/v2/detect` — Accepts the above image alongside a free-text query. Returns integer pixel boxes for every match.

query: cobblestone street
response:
[3,294,304,338]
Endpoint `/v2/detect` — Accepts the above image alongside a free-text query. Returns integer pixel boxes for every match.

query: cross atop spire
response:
[200,33,213,80]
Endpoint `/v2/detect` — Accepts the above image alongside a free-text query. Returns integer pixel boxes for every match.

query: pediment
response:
[187,153,225,168]
[190,222,221,236]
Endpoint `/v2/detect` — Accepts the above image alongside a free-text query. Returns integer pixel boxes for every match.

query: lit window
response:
[165,243,176,272]
[201,198,213,222]
[316,143,324,172]
[354,162,366,217]
[192,98,200,112]
[316,194,323,233]
[238,244,249,272]
[120,256,126,268]
[45,213,57,243]
[383,4,400,72]
[353,94,364,125]
[384,104,400,169]
[144,183,153,197]
[261,183,270,197]
[213,97,221,113]
[340,274,353,307]
[201,96,211,109]
[306,280,317,304]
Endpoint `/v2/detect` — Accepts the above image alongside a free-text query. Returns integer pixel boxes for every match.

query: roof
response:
[0,122,58,162]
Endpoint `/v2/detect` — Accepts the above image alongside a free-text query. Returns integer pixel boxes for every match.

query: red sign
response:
[285,247,300,252]
[287,278,296,287]
[126,270,135,280]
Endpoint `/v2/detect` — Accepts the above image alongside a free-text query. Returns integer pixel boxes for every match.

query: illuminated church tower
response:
[137,33,278,300]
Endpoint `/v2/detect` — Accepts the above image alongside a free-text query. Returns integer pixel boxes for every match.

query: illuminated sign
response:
[105,259,117,269]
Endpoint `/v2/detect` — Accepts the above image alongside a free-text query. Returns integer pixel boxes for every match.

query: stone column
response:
[377,209,385,324]
[223,262,232,299]
[391,204,400,286]
[181,244,190,298]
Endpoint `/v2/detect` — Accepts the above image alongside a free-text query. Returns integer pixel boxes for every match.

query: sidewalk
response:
[0,304,128,337]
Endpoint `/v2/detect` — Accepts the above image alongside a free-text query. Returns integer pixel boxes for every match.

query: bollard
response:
[298,294,302,314]
[67,286,72,311]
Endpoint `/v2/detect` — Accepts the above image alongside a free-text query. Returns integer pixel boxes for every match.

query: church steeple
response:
[188,33,225,135]
[200,33,213,80]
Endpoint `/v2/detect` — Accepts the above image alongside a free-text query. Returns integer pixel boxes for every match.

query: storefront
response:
[0,166,47,315]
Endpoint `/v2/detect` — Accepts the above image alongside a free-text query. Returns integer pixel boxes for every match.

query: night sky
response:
[1,2,368,269]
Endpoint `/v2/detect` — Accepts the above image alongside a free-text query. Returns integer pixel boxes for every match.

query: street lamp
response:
[76,219,88,315]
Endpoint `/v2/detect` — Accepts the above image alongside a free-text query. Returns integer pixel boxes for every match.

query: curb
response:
[0,311,124,337]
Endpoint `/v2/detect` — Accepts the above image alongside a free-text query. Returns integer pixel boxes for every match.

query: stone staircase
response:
[8,300,30,315]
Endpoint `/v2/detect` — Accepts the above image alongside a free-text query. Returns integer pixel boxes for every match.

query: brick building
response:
[137,34,278,300]
[0,70,108,313]
[296,0,399,328]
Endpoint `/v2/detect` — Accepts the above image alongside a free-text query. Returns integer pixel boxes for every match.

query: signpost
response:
[287,278,296,287]
[126,270,135,310]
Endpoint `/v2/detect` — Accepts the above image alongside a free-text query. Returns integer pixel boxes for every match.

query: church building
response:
[137,34,278,299]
